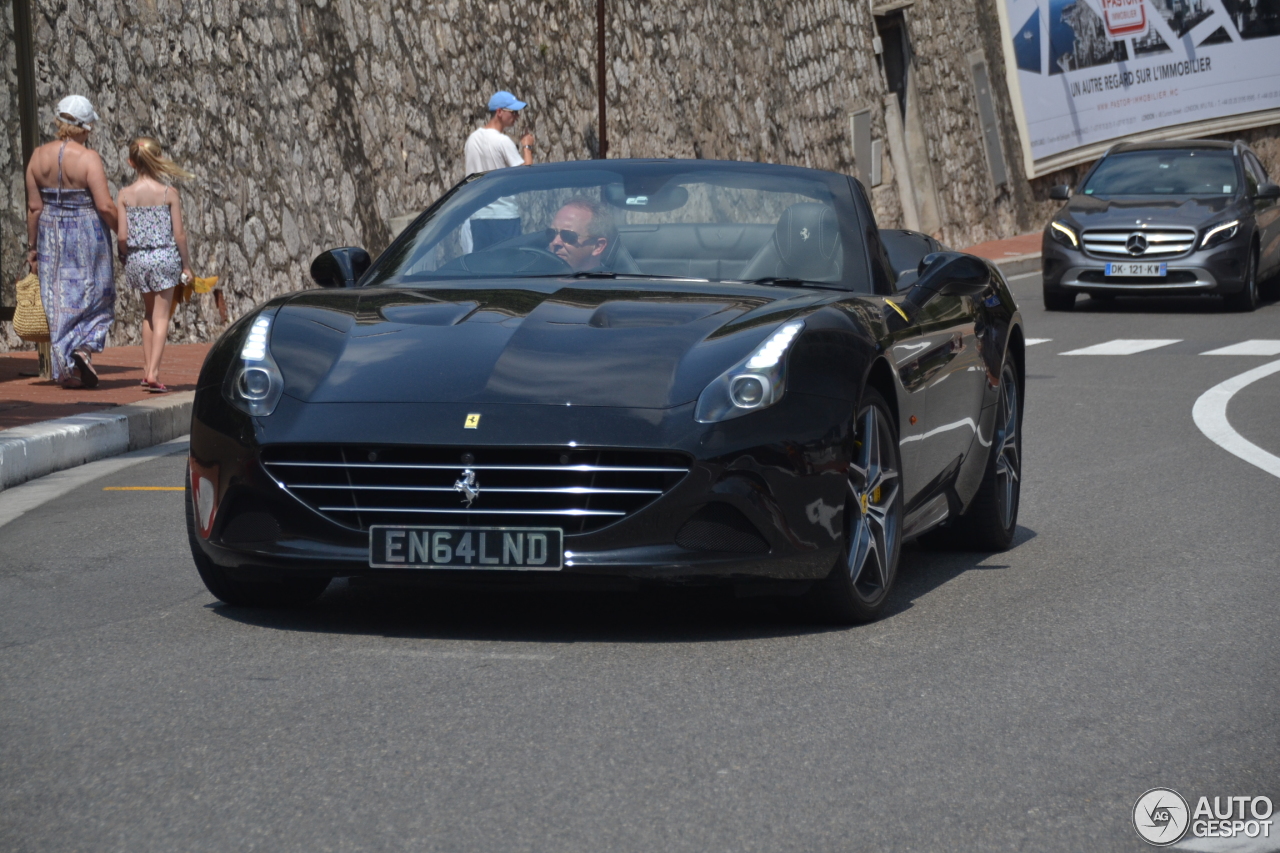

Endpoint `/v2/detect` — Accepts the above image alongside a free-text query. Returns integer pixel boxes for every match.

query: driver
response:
[546,197,616,272]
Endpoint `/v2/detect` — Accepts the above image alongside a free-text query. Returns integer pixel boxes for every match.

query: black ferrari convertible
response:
[187,159,1026,623]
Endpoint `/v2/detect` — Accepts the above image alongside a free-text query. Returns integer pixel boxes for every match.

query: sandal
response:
[146,381,170,393]
[71,351,99,389]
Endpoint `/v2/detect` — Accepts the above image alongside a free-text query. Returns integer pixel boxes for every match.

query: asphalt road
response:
[2,277,1278,852]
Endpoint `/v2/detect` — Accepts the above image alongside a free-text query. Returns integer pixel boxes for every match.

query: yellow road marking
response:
[102,486,184,491]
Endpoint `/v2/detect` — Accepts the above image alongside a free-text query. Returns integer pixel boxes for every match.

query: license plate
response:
[369,525,563,571]
[1105,262,1167,277]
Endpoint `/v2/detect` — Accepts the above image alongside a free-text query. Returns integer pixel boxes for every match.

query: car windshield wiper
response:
[737,277,847,291]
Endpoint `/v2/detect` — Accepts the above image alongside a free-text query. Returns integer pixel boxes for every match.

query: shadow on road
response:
[209,525,1037,644]
[886,524,1037,620]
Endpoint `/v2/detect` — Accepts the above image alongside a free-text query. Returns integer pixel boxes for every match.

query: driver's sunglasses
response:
[544,227,600,247]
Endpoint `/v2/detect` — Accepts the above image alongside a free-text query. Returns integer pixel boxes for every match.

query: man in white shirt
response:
[464,91,535,251]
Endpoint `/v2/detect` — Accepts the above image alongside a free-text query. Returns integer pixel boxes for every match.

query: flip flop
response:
[71,352,99,389]
[146,381,169,393]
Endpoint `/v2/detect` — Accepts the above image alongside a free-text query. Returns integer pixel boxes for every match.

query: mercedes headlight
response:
[223,311,284,417]
[1201,219,1239,249]
[1049,220,1079,249]
[695,320,804,423]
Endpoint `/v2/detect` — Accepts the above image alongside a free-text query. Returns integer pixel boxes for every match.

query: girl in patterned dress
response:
[24,95,118,388]
[116,138,193,392]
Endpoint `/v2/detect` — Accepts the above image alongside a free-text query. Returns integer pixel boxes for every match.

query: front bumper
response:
[1041,229,1251,296]
[188,393,856,585]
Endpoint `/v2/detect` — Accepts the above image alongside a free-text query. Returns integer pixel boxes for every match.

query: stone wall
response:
[2,2,24,324]
[3,0,1277,354]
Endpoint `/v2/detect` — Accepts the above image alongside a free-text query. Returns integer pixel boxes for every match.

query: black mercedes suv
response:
[1041,140,1280,312]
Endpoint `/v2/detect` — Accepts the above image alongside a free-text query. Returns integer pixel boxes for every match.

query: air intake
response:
[676,503,769,553]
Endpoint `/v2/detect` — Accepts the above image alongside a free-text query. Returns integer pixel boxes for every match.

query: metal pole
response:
[596,0,607,158]
[13,0,39,168]
[9,0,42,373]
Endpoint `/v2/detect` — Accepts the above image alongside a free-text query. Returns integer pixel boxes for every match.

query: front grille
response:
[1082,227,1197,259]
[261,445,691,535]
[1078,270,1199,285]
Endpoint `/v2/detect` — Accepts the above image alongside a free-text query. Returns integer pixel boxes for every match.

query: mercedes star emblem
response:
[1126,233,1149,256]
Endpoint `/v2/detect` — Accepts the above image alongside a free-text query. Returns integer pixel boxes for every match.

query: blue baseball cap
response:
[488,91,527,112]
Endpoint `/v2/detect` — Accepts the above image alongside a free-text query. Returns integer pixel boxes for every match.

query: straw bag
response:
[13,272,50,343]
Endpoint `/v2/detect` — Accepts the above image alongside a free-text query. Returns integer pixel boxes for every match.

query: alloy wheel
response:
[993,362,1021,532]
[846,403,901,602]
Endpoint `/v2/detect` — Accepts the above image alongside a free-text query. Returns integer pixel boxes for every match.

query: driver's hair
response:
[561,196,617,245]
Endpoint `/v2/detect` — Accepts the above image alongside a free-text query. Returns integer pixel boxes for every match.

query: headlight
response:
[223,312,284,417]
[1201,219,1240,249]
[695,320,804,423]
[1049,220,1079,248]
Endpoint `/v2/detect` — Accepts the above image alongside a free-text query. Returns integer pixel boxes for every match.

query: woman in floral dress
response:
[116,137,194,392]
[24,95,117,388]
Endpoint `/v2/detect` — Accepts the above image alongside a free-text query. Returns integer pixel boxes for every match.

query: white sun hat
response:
[55,95,100,130]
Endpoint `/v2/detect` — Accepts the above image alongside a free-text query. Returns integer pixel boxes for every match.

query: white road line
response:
[1061,339,1182,356]
[0,436,190,530]
[1025,338,1052,346]
[1201,340,1280,356]
[1192,359,1280,480]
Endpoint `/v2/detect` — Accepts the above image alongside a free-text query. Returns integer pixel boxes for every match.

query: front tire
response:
[1223,248,1259,312]
[802,388,903,624]
[185,471,329,607]
[1043,288,1075,311]
[950,360,1022,550]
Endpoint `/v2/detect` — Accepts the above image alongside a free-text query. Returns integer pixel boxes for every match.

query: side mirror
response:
[906,252,991,308]
[310,247,371,288]
[1049,185,1071,201]
[1257,182,1280,200]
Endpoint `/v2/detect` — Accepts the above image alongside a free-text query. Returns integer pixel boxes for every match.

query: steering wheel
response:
[514,246,572,274]
[440,246,572,276]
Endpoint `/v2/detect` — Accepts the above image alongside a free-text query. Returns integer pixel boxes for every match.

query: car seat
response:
[738,203,842,282]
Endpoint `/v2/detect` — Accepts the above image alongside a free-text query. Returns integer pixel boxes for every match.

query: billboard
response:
[995,0,1280,176]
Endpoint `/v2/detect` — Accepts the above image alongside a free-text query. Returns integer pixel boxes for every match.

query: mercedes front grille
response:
[261,445,691,534]
[1081,227,1197,259]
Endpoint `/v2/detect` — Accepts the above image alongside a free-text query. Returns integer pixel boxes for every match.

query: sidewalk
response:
[964,232,1042,276]
[0,343,210,430]
[0,232,1043,493]
[0,343,210,493]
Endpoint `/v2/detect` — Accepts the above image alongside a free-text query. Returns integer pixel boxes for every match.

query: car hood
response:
[268,280,827,408]
[1062,194,1240,229]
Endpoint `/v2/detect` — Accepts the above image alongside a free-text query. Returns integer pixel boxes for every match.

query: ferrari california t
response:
[187,159,1026,623]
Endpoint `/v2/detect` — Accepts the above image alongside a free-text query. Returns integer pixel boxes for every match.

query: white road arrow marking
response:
[1192,359,1280,480]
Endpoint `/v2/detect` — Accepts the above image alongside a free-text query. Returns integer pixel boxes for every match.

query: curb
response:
[993,252,1042,278]
[0,391,192,494]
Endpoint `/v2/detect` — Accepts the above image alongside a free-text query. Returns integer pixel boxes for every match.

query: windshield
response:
[1081,150,1239,197]
[363,162,867,290]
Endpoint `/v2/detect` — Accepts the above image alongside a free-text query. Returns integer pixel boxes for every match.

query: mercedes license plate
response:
[1105,262,1167,277]
[369,525,563,570]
